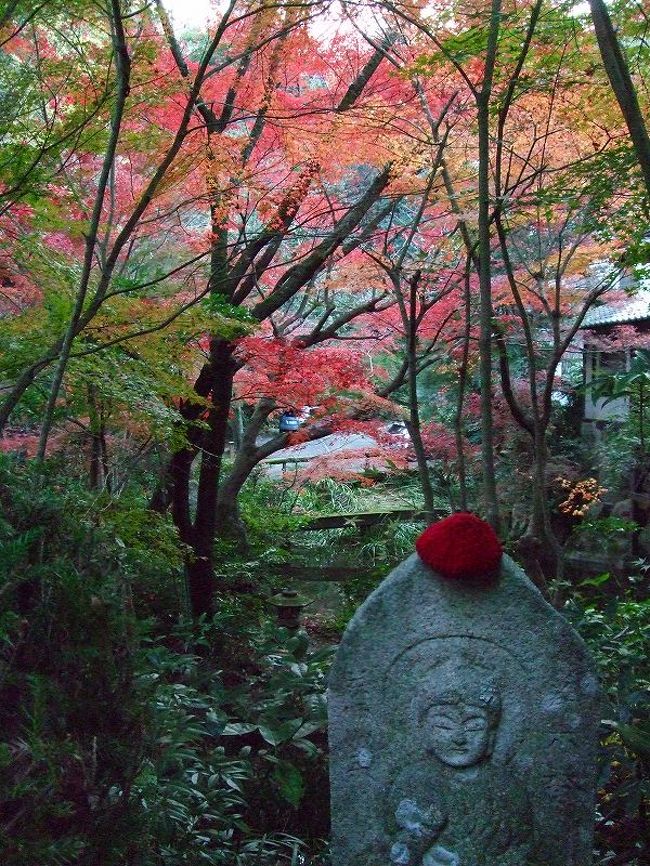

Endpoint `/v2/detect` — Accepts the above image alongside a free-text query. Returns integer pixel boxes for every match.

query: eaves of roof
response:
[579,291,650,329]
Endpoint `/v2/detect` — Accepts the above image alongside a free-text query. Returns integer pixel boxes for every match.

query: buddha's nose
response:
[451,729,466,746]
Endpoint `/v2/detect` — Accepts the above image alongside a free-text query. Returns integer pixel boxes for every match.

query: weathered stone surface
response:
[328,553,602,866]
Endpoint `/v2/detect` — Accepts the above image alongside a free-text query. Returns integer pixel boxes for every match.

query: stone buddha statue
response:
[387,667,534,866]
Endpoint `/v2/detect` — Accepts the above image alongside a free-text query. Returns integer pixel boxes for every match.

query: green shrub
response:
[0,457,329,864]
[567,587,650,864]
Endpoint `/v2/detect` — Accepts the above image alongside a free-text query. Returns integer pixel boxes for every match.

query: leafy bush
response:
[567,586,650,864]
[0,457,330,864]
[128,624,327,866]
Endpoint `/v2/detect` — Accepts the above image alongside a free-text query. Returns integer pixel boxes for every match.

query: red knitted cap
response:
[415,512,502,580]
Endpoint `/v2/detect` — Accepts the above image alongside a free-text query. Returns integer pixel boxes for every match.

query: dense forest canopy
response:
[0,0,649,863]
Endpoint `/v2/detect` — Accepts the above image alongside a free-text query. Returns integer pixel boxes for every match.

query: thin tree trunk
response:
[640,380,645,452]
[88,384,107,490]
[476,0,501,530]
[0,2,237,437]
[405,271,436,517]
[36,0,131,462]
[529,428,549,540]
[517,427,561,593]
[0,354,57,433]
[479,151,499,516]
[100,429,111,493]
[454,260,472,512]
[90,431,102,491]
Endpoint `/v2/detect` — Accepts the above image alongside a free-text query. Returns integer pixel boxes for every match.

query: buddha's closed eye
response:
[431,719,455,730]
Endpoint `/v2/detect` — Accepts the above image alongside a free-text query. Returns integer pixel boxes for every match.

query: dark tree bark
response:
[475,0,502,531]
[148,17,398,618]
[589,0,650,201]
[336,31,399,112]
[88,384,110,492]
[36,0,132,462]
[403,270,436,517]
[453,259,472,512]
[167,168,392,618]
[185,339,236,618]
[0,0,239,437]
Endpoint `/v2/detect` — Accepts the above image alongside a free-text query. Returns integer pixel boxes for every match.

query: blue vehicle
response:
[279,410,301,432]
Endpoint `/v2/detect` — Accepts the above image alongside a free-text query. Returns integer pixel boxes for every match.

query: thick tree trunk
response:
[186,557,217,622]
[213,396,338,545]
[214,459,256,545]
[170,445,196,546]
[169,338,235,619]
[159,167,391,618]
[589,0,650,201]
[214,498,247,546]
[214,398,285,544]
[191,341,235,580]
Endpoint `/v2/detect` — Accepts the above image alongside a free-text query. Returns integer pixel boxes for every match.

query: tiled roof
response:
[580,291,650,328]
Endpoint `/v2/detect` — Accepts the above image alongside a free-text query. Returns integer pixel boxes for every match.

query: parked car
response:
[279,410,301,432]
[386,420,408,436]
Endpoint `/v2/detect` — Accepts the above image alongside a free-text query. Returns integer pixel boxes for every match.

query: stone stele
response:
[328,553,602,866]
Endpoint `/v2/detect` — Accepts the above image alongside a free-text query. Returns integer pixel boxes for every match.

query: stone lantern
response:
[268,588,312,630]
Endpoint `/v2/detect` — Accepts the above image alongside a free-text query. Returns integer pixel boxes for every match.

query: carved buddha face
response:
[426,702,496,768]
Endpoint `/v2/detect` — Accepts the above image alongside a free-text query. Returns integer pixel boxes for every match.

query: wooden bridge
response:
[296,506,444,531]
[265,506,443,582]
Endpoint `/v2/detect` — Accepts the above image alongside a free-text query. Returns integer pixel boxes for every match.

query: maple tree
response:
[482,3,637,571]
[361,164,465,515]
[146,4,411,616]
[0,0,648,594]
[360,0,642,571]
[0,0,423,616]
[0,0,277,445]
[195,59,486,546]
